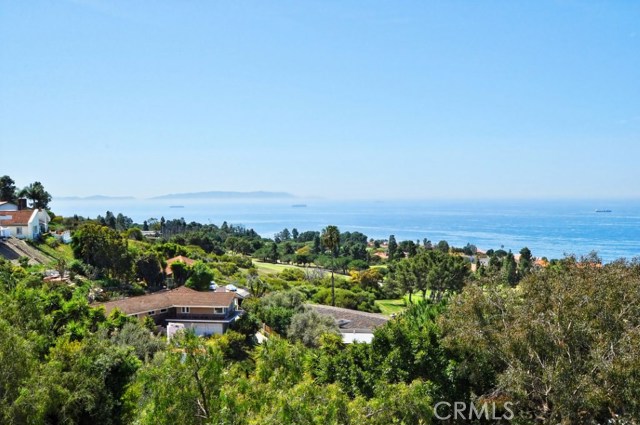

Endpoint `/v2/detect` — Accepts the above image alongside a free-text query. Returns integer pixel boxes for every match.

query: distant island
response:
[55,191,298,201]
[56,195,136,201]
[150,190,296,200]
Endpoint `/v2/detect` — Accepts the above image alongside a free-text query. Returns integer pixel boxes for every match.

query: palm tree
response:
[18,181,51,209]
[321,225,340,306]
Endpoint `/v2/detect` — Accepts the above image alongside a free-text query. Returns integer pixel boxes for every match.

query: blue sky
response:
[1,1,638,200]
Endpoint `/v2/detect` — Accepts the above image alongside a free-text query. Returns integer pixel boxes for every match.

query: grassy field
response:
[375,298,407,316]
[252,260,352,281]
[252,261,308,275]
[375,292,432,316]
[35,242,75,263]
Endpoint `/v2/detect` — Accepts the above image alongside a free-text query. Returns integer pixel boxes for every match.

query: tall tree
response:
[436,240,450,253]
[18,181,51,209]
[518,246,533,278]
[269,242,279,263]
[426,250,469,300]
[135,253,163,287]
[410,254,429,299]
[393,259,415,304]
[503,250,518,286]
[312,235,322,254]
[321,225,340,306]
[0,175,17,203]
[388,235,398,261]
[71,223,132,280]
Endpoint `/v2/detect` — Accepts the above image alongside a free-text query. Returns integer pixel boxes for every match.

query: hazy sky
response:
[1,1,638,200]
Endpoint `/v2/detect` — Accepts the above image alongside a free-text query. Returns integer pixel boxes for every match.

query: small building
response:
[0,208,50,240]
[165,255,196,275]
[97,286,242,338]
[308,304,390,344]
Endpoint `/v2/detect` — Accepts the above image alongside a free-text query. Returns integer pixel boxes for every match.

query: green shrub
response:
[126,228,143,241]
[312,288,380,313]
[279,268,306,282]
[185,261,214,291]
[45,237,60,248]
[210,262,238,276]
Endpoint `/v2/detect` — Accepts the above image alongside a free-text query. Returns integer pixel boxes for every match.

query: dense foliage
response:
[1,177,638,423]
[0,254,639,423]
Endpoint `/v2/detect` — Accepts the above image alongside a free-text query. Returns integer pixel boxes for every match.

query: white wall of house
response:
[26,210,40,239]
[35,210,50,232]
[169,321,225,337]
[1,225,28,239]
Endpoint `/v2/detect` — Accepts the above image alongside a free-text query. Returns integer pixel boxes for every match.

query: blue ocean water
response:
[50,198,640,262]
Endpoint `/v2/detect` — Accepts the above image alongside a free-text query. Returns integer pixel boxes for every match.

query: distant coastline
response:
[56,190,297,201]
[48,198,640,262]
[150,191,296,200]
[55,195,135,201]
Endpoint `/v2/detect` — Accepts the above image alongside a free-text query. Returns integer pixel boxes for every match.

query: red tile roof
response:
[165,255,196,274]
[97,286,237,316]
[0,210,35,226]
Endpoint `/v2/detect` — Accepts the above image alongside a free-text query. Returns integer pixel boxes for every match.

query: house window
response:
[181,307,190,314]
[16,227,22,235]
[148,311,155,316]
[160,308,168,313]
[214,307,224,314]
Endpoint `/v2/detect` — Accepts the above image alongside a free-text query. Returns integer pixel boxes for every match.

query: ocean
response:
[50,198,640,262]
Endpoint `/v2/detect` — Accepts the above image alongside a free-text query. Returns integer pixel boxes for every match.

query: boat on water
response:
[291,204,307,208]
[595,209,612,213]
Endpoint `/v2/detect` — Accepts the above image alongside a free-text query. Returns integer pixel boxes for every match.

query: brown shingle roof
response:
[0,210,35,226]
[97,286,236,315]
[308,304,389,331]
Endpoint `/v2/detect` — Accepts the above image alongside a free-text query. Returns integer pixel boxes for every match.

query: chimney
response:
[17,198,27,210]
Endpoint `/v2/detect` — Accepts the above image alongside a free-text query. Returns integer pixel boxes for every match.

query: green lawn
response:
[252,260,351,280]
[35,242,75,263]
[375,298,407,316]
[252,261,308,276]
[375,292,432,316]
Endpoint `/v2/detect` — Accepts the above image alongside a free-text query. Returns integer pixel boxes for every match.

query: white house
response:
[0,209,51,240]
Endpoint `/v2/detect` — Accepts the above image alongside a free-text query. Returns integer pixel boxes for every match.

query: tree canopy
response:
[0,175,17,203]
[19,181,52,209]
